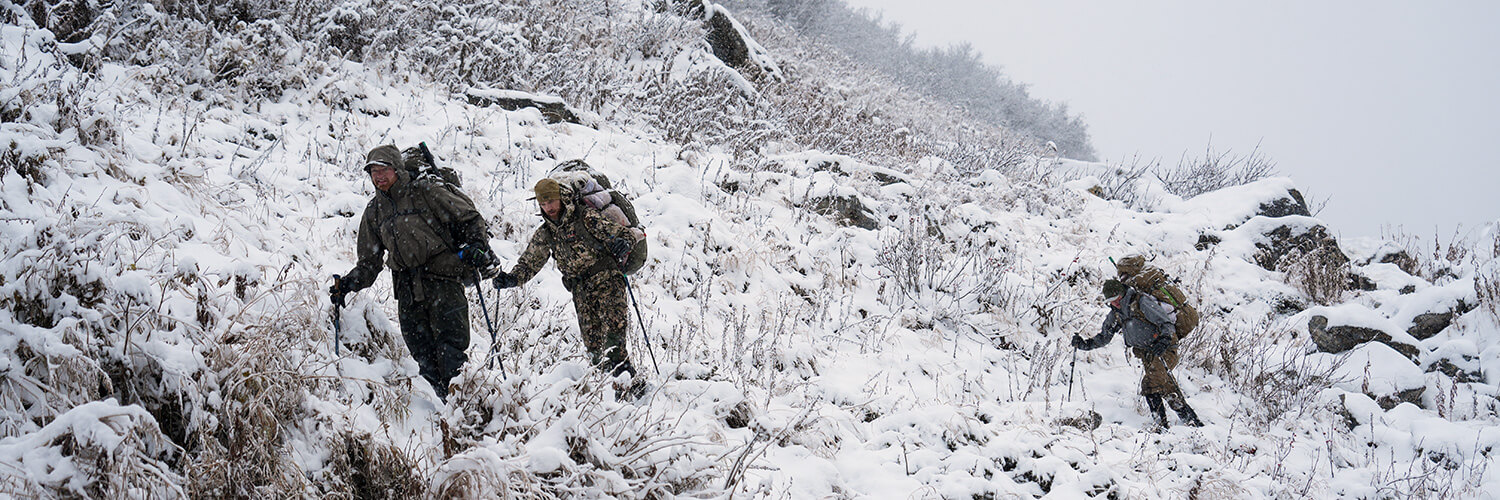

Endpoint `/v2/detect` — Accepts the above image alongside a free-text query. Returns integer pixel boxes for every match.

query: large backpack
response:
[1119,287,1178,351]
[1117,257,1199,340]
[401,143,465,189]
[400,143,489,264]
[549,160,649,275]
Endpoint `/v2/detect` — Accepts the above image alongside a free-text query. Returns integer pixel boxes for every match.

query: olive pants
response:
[393,272,470,399]
[1132,346,1183,398]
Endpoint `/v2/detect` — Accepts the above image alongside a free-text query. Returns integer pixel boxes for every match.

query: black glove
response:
[458,242,495,269]
[492,270,518,289]
[329,275,353,307]
[1071,334,1087,349]
[605,238,632,265]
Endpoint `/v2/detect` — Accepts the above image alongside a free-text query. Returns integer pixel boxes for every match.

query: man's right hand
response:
[329,276,353,307]
[1071,334,1088,349]
[492,271,518,289]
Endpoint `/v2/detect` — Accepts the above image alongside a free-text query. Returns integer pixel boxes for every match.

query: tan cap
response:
[533,178,564,202]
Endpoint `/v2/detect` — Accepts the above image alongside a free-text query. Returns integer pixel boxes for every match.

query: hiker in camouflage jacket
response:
[330,145,494,401]
[493,178,640,377]
[1073,256,1205,429]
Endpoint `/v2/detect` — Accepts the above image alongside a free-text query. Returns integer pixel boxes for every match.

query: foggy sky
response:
[840,0,1500,243]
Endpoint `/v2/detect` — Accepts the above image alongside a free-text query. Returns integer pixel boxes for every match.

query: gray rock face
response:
[1255,189,1311,219]
[1308,315,1420,361]
[706,8,751,68]
[809,195,878,230]
[465,90,581,125]
[1254,224,1347,272]
[1377,387,1425,411]
[1427,358,1483,383]
[1407,312,1455,340]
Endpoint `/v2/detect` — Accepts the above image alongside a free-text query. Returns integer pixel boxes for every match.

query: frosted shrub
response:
[876,212,1007,326]
[1155,143,1278,198]
[209,19,308,100]
[1085,155,1158,210]
[1479,232,1500,322]
[1278,245,1350,306]
[1185,317,1343,428]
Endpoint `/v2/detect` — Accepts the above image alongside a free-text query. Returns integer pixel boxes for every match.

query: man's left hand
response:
[606,239,631,265]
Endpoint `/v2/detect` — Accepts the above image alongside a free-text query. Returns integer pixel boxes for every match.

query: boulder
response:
[1426,358,1483,383]
[465,88,581,125]
[1308,315,1420,361]
[1407,311,1455,340]
[1056,410,1103,432]
[706,9,751,68]
[1195,233,1222,251]
[1377,387,1425,411]
[1254,223,1347,272]
[1255,188,1311,219]
[809,195,878,230]
[692,3,782,81]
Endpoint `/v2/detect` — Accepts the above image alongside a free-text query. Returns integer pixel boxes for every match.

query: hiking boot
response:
[1163,393,1204,427]
[1145,395,1170,430]
[614,376,650,403]
[1172,403,1205,427]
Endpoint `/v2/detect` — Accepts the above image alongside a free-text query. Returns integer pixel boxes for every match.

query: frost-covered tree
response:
[746,0,1096,160]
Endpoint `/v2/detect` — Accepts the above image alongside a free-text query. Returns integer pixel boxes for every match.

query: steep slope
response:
[3,1,1498,498]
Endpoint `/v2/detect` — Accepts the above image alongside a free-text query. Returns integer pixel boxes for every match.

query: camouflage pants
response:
[393,272,470,399]
[572,272,632,376]
[1132,347,1183,399]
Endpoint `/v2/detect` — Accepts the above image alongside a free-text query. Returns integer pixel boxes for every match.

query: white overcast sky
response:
[840,0,1499,242]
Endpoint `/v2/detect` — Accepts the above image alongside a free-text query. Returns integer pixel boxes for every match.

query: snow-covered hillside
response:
[3,1,1498,498]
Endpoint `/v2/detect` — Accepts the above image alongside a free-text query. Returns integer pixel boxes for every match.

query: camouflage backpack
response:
[549,159,649,275]
[1115,256,1200,339]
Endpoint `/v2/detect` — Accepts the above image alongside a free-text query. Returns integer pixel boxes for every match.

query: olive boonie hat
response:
[533,178,565,202]
[364,145,403,172]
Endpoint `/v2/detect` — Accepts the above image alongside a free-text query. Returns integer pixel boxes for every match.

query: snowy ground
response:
[3,6,1500,499]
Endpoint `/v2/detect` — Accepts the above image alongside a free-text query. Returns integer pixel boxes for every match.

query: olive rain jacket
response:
[341,169,488,292]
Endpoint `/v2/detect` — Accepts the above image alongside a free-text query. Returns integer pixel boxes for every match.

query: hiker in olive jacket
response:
[1074,278,1205,429]
[493,178,639,378]
[329,145,494,401]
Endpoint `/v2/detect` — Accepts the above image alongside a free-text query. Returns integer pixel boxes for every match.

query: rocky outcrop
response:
[1427,358,1483,383]
[1254,224,1347,272]
[676,1,783,81]
[1377,387,1425,411]
[465,88,581,125]
[1254,188,1310,219]
[1407,311,1455,340]
[1308,315,1419,361]
[809,195,878,231]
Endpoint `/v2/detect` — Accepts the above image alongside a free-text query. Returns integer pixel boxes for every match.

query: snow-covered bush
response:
[1155,143,1278,198]
[1278,244,1351,306]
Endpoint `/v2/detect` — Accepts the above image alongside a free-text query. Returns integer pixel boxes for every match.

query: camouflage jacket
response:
[342,170,488,291]
[510,199,636,292]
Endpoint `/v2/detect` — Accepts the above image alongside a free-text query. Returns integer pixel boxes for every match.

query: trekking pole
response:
[621,273,660,376]
[473,269,505,372]
[331,275,343,357]
[1067,344,1077,401]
